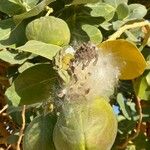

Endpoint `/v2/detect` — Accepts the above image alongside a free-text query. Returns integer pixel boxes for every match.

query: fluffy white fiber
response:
[64,44,121,101]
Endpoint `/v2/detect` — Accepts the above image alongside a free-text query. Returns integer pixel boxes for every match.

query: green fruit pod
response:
[26,16,70,46]
[53,97,117,150]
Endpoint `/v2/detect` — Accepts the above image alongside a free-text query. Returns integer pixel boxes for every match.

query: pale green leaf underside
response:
[17,40,62,60]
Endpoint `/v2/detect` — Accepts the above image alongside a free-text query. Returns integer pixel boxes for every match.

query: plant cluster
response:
[0,0,150,150]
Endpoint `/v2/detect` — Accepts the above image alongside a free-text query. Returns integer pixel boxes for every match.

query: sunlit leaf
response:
[81,24,102,44]
[146,72,150,86]
[5,64,58,106]
[17,40,62,60]
[103,0,128,8]
[0,49,31,64]
[112,20,125,30]
[86,3,115,21]
[100,22,112,30]
[98,39,146,80]
[134,75,150,100]
[116,3,129,20]
[13,0,55,24]
[22,0,40,10]
[117,93,131,120]
[125,30,140,42]
[128,4,147,19]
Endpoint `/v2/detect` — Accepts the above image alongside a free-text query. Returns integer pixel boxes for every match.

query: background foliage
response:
[0,0,150,150]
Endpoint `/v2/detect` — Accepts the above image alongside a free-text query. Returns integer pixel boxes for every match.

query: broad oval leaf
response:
[5,64,59,106]
[134,75,150,100]
[117,93,131,120]
[0,0,25,15]
[81,24,102,44]
[23,114,56,150]
[128,4,147,19]
[17,40,62,60]
[86,3,115,21]
[13,0,55,24]
[116,3,129,20]
[53,97,117,150]
[98,39,146,80]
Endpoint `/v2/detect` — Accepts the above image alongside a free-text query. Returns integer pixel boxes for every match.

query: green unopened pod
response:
[26,16,70,46]
[53,97,117,150]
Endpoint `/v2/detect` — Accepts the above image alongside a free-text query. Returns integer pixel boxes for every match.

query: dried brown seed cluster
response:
[74,42,99,69]
[63,42,120,102]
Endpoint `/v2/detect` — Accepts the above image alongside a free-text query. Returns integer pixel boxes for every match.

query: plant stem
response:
[108,21,150,41]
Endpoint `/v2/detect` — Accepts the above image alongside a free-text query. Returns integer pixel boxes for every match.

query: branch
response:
[16,105,26,150]
[6,145,11,150]
[140,24,150,50]
[108,21,150,41]
[0,104,8,114]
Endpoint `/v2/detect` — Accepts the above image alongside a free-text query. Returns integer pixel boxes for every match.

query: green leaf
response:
[128,4,147,19]
[112,20,125,30]
[81,24,102,44]
[103,0,128,8]
[0,0,26,15]
[125,30,139,43]
[70,0,99,5]
[71,26,89,44]
[0,18,27,49]
[71,13,104,43]
[146,72,150,86]
[125,27,144,44]
[18,62,35,73]
[100,22,111,30]
[117,93,131,120]
[86,3,115,21]
[0,49,30,64]
[134,75,150,100]
[5,64,58,106]
[17,40,62,60]
[13,0,55,24]
[116,3,129,20]
[23,114,56,150]
[22,0,40,10]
